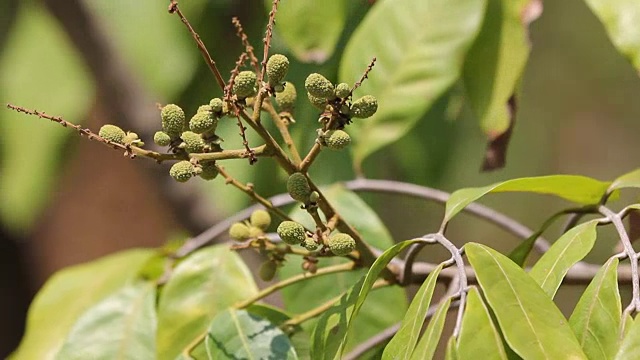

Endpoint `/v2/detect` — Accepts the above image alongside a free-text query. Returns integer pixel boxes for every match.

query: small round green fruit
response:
[335,83,351,99]
[180,131,206,153]
[233,71,257,98]
[277,221,306,245]
[99,124,126,144]
[287,173,311,202]
[303,237,319,251]
[350,95,378,118]
[305,73,334,99]
[161,104,186,137]
[328,233,356,256]
[189,111,217,134]
[307,92,327,110]
[153,131,171,146]
[209,98,224,113]
[229,222,251,241]
[259,261,278,281]
[324,130,351,150]
[250,209,272,230]
[275,82,297,112]
[266,54,289,86]
[169,161,195,183]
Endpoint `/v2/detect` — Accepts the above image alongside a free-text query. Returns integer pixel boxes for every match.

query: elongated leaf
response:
[410,297,452,360]
[529,220,598,298]
[458,287,508,360]
[56,282,156,359]
[11,249,153,360]
[466,243,587,359]
[205,309,298,360]
[267,0,347,63]
[339,0,486,167]
[570,258,621,360]
[622,313,635,340]
[156,245,258,360]
[443,175,610,224]
[311,239,423,360]
[616,312,640,359]
[584,0,640,71]
[383,264,444,359]
[446,336,459,360]
[609,168,640,191]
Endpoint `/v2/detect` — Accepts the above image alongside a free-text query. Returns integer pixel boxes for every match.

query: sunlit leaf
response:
[609,168,640,191]
[457,287,508,360]
[410,297,452,360]
[446,336,459,360]
[616,311,640,359]
[339,0,486,167]
[466,243,587,359]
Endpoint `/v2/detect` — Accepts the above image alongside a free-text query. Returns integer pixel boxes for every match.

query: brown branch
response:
[262,100,302,164]
[232,17,260,73]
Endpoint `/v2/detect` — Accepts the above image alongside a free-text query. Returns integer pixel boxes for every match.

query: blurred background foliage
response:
[0,0,639,356]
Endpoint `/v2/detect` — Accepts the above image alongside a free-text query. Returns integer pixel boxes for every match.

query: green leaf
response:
[446,336,459,360]
[529,220,599,298]
[156,245,258,360]
[246,304,311,360]
[466,243,588,360]
[570,258,621,360]
[463,0,533,136]
[609,168,640,191]
[616,312,640,359]
[56,282,157,359]
[205,309,298,360]
[338,0,486,167]
[267,0,348,63]
[457,287,508,360]
[622,313,635,340]
[11,249,153,360]
[584,0,640,71]
[443,175,611,224]
[311,239,422,360]
[383,264,444,359]
[410,297,452,360]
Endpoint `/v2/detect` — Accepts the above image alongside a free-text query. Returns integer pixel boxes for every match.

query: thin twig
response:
[232,17,260,73]
[263,100,302,164]
[251,0,280,119]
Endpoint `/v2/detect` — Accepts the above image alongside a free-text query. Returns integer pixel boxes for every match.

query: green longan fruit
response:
[328,233,356,256]
[275,82,297,112]
[266,54,289,86]
[350,95,378,119]
[189,111,217,134]
[250,209,272,230]
[199,161,219,180]
[307,92,327,110]
[180,131,205,153]
[305,73,334,99]
[161,104,186,137]
[229,222,251,241]
[303,237,319,251]
[277,221,306,245]
[287,173,311,202]
[233,71,258,98]
[259,261,278,281]
[324,130,351,150]
[209,98,224,113]
[153,131,171,146]
[99,124,126,144]
[169,161,195,183]
[334,83,351,99]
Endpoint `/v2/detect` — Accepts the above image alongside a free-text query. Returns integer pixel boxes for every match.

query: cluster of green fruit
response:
[275,220,356,256]
[228,209,272,241]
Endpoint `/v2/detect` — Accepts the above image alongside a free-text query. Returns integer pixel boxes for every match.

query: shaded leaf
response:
[481,95,517,171]
[443,175,611,224]
[584,0,640,71]
[339,0,486,167]
[458,287,508,360]
[410,297,452,360]
[56,282,157,359]
[205,309,298,360]
[156,245,258,360]
[247,304,311,360]
[11,249,153,360]
[570,258,621,360]
[383,264,444,359]
[466,243,587,359]
[616,312,640,359]
[529,220,598,298]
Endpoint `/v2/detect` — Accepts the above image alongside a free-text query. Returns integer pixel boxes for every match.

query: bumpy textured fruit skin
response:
[305,73,334,99]
[350,95,378,118]
[233,71,257,98]
[180,131,205,153]
[275,82,297,112]
[161,104,186,137]
[259,261,278,281]
[199,162,218,180]
[287,173,311,202]
[153,131,172,146]
[324,130,351,150]
[307,92,327,110]
[250,209,272,230]
[277,221,307,245]
[303,237,319,251]
[328,233,356,256]
[169,161,194,183]
[335,83,351,99]
[209,98,223,113]
[99,124,126,144]
[229,222,251,241]
[189,111,217,134]
[266,54,289,86]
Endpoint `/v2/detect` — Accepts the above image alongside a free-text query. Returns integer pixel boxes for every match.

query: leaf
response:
[443,175,611,224]
[205,309,298,360]
[529,220,599,298]
[570,258,621,360]
[466,243,587,360]
[457,287,508,360]
[267,0,348,63]
[622,313,635,340]
[410,297,452,360]
[609,168,640,191]
[383,264,444,359]
[480,95,517,171]
[246,304,311,360]
[11,249,153,360]
[584,0,640,71]
[446,336,459,360]
[56,282,157,359]
[338,0,487,167]
[616,312,640,359]
[156,245,258,360]
[311,239,423,360]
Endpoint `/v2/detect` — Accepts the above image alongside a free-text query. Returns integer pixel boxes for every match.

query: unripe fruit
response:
[335,83,351,99]
[259,261,278,281]
[229,222,251,241]
[350,95,378,118]
[250,209,272,230]
[266,54,289,86]
[161,104,186,137]
[189,111,217,134]
[199,161,219,180]
[328,233,356,256]
[169,161,195,183]
[309,191,320,203]
[277,221,306,245]
[180,131,205,153]
[209,98,224,113]
[233,71,257,98]
[275,82,297,112]
[197,105,212,113]
[307,92,327,110]
[324,130,351,150]
[273,84,285,93]
[304,237,319,251]
[249,226,263,238]
[153,131,171,146]
[305,73,334,99]
[99,124,126,144]
[287,173,311,202]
